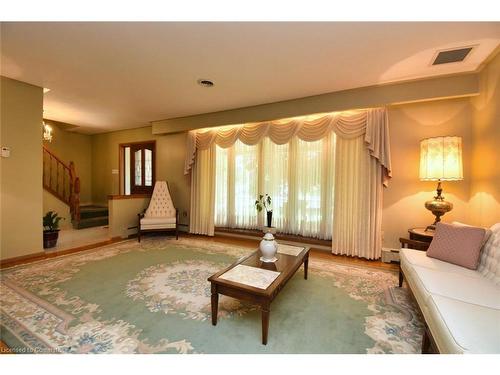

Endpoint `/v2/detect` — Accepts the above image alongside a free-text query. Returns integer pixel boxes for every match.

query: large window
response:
[120,141,156,195]
[215,134,336,239]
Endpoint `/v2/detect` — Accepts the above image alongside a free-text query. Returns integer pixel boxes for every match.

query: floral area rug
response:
[0,237,424,353]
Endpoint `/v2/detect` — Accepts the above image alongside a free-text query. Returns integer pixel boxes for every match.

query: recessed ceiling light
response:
[43,87,51,94]
[197,79,214,87]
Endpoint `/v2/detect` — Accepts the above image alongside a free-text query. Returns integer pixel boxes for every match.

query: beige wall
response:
[43,120,93,204]
[383,98,473,248]
[91,127,191,226]
[108,197,150,238]
[0,76,43,260]
[43,190,72,230]
[469,51,500,228]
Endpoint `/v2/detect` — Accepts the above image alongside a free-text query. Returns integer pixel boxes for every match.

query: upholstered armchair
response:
[138,181,179,242]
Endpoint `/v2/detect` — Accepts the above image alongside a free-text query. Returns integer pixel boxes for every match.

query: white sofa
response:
[399,223,500,354]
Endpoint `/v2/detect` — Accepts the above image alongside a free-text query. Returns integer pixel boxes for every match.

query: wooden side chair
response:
[138,181,179,242]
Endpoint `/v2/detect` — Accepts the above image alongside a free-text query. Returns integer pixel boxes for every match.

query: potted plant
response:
[255,194,273,228]
[43,211,64,249]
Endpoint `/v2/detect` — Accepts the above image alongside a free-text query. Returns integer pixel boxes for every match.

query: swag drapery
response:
[187,108,391,259]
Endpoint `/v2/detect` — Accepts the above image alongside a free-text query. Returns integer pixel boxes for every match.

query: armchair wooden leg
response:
[176,225,179,240]
[398,267,404,287]
[138,229,141,243]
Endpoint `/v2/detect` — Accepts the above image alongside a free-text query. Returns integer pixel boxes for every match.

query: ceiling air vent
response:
[432,47,473,65]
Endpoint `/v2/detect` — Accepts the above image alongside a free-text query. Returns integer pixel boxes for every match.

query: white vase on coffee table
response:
[259,232,278,263]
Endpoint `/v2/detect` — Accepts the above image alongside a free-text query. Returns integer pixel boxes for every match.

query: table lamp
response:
[419,136,463,230]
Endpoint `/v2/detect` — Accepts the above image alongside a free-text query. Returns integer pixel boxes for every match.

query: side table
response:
[399,227,434,252]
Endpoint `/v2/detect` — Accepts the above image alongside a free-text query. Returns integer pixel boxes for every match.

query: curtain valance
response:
[185,107,391,185]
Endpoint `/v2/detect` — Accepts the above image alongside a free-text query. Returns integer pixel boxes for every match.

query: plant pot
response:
[266,211,273,228]
[43,230,60,249]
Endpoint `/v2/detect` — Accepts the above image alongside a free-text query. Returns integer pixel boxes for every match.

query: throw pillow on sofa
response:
[427,222,486,270]
[451,221,492,248]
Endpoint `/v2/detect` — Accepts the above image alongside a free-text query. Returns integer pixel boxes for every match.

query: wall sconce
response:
[419,136,463,230]
[43,121,53,142]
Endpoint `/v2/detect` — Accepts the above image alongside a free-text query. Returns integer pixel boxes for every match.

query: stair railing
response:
[42,146,80,221]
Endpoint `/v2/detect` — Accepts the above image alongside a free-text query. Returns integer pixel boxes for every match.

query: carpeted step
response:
[79,205,109,220]
[73,215,109,229]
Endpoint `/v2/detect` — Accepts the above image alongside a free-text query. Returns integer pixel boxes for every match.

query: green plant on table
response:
[254,194,272,213]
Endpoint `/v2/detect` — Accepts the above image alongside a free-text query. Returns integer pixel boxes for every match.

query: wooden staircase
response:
[43,147,108,229]
[75,205,109,229]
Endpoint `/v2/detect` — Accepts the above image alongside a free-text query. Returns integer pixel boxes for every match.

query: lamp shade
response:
[420,136,463,181]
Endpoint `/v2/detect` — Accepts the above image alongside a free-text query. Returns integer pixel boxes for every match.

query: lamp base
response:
[424,181,453,229]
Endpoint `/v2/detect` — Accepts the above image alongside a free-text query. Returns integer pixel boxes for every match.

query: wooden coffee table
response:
[208,246,309,345]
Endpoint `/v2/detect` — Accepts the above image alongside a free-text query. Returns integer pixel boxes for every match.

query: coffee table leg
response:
[211,284,218,326]
[304,254,309,280]
[262,302,270,345]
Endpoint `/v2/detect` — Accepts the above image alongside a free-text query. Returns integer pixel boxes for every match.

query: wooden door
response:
[130,142,155,194]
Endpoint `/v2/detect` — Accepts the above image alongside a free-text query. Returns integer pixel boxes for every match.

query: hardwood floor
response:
[0,341,12,354]
[0,237,123,269]
[0,232,398,353]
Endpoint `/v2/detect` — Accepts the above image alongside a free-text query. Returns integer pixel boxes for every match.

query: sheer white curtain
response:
[288,135,335,239]
[215,133,335,239]
[261,138,289,230]
[189,146,216,236]
[215,141,260,230]
[214,141,259,229]
[332,135,383,259]
[231,141,259,229]
[214,146,228,226]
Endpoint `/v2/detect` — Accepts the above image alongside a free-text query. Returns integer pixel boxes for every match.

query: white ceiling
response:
[1,22,499,134]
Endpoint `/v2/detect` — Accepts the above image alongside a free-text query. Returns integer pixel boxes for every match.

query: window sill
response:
[108,194,152,200]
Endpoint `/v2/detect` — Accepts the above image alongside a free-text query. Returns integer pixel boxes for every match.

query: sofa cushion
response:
[411,264,500,309]
[478,223,500,285]
[141,217,176,225]
[427,294,500,353]
[140,223,176,230]
[400,248,482,279]
[427,222,486,269]
[140,216,176,230]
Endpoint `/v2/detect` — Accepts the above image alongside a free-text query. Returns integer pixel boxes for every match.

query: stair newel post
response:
[63,169,66,202]
[49,153,53,189]
[69,161,75,220]
[43,150,46,187]
[74,177,81,222]
[56,162,60,196]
